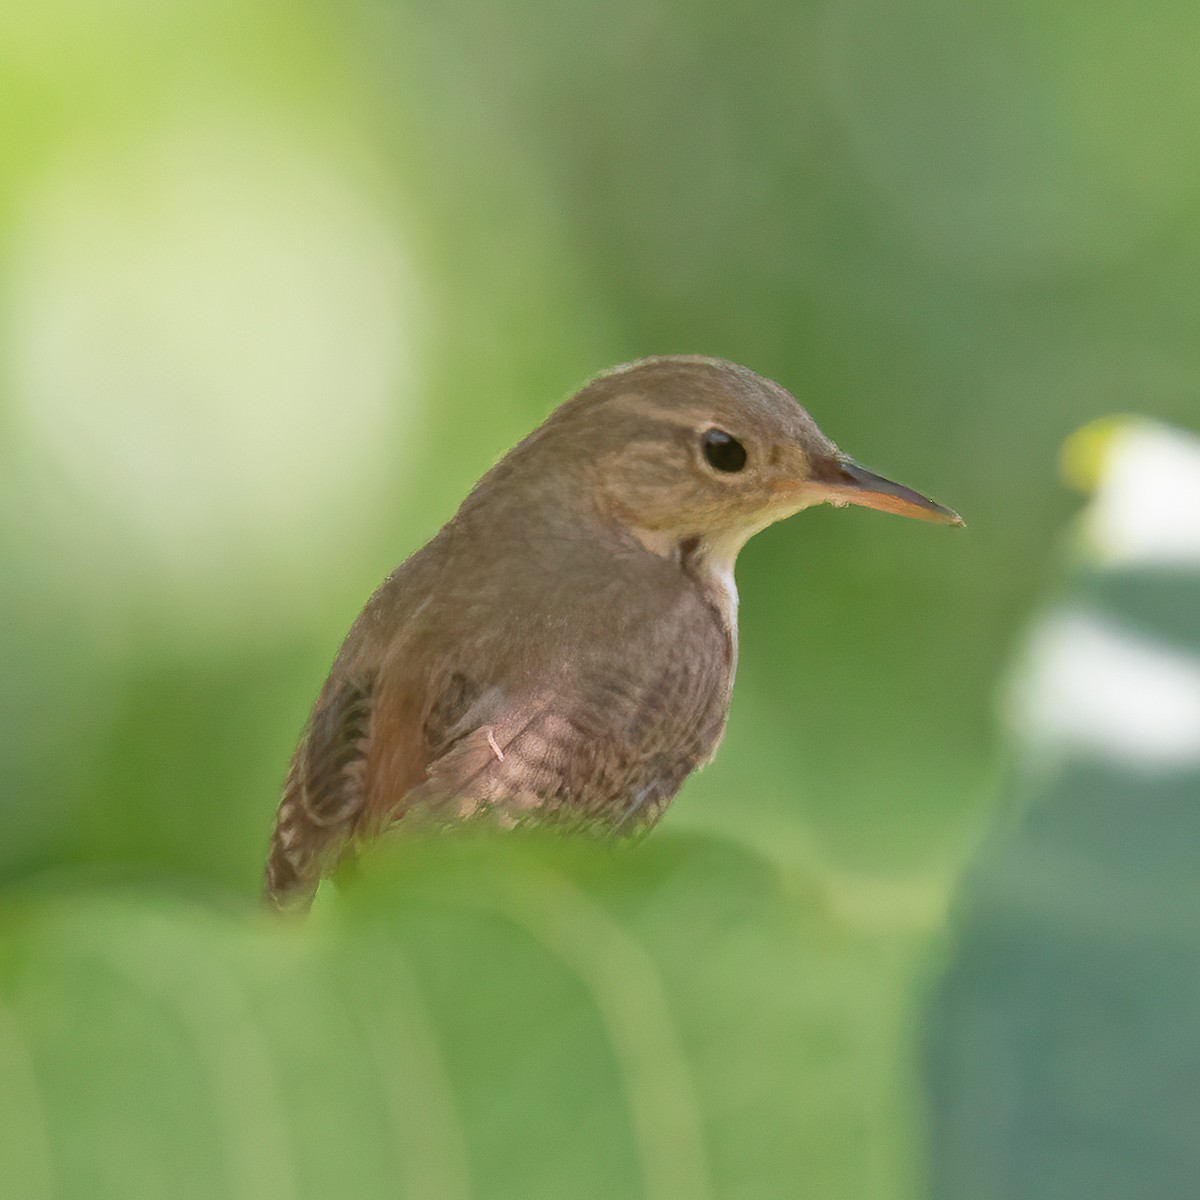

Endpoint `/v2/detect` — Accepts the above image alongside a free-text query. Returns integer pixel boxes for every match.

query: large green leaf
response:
[0,834,926,1200]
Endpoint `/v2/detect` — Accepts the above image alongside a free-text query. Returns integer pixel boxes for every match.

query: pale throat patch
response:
[626,492,815,628]
[693,490,818,618]
[697,533,742,623]
[633,504,803,611]
[625,522,741,621]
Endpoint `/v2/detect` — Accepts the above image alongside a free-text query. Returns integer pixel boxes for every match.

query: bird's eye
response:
[701,428,747,473]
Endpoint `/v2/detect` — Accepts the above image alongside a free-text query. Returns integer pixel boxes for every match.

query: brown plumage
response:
[265,356,961,909]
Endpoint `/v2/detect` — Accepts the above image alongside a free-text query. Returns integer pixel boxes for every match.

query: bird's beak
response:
[814,456,964,526]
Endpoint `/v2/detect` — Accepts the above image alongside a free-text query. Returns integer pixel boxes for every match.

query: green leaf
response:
[0,834,926,1200]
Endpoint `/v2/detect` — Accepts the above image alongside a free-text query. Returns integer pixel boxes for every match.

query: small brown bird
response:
[265,356,961,908]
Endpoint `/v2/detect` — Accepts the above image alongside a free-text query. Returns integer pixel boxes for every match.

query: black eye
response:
[701,428,747,473]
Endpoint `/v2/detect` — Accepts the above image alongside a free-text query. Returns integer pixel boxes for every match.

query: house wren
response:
[266,356,961,908]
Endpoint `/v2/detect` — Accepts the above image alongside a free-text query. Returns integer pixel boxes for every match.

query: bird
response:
[265,356,961,909]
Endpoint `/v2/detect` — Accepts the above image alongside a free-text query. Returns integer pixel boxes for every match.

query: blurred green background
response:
[1,2,1198,1197]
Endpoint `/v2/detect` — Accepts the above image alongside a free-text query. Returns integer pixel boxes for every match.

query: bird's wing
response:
[405,705,577,822]
[265,674,378,910]
[263,662,484,909]
[397,696,683,834]
[265,622,719,907]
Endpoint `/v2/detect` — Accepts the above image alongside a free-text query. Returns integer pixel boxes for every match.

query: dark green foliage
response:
[925,561,1200,1198]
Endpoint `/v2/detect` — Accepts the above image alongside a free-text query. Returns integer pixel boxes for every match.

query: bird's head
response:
[538,356,961,564]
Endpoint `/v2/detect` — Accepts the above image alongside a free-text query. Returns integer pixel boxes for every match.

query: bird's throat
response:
[678,534,740,626]
[624,523,743,627]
